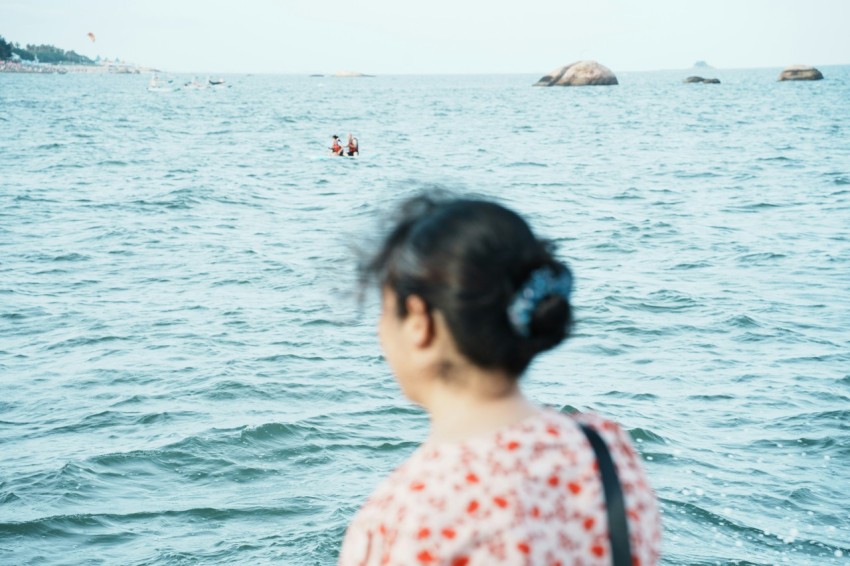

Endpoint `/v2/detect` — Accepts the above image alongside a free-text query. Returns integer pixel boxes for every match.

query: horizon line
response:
[143,63,850,76]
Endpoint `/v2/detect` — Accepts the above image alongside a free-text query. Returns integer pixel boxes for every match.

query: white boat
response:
[147,74,175,92]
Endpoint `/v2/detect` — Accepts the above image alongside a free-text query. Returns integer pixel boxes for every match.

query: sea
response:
[1,67,849,565]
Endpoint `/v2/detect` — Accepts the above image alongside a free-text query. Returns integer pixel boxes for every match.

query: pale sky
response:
[2,0,848,74]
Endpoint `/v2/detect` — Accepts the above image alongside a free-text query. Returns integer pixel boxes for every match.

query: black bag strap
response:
[578,423,632,566]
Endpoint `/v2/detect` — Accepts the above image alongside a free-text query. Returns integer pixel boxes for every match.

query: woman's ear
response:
[403,294,434,348]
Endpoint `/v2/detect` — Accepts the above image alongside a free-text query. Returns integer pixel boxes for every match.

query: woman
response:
[347,133,359,156]
[331,135,344,156]
[340,196,660,565]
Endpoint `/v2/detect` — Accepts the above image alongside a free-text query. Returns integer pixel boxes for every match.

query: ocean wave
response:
[627,426,666,443]
[0,505,300,537]
[45,335,130,351]
[505,161,549,168]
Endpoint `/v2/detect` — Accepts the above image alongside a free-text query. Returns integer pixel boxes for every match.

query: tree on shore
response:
[0,36,94,64]
[25,43,94,64]
[0,36,12,60]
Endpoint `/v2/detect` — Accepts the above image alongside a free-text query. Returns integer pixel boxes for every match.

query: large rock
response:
[778,65,823,81]
[684,76,720,84]
[534,60,618,86]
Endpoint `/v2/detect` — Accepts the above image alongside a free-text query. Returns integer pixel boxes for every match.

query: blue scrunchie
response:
[507,266,573,337]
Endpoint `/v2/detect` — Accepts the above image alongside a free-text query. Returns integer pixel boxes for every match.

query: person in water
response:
[339,195,661,565]
[331,135,344,156]
[347,133,359,157]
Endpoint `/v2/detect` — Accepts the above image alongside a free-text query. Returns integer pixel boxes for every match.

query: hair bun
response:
[508,264,573,355]
[507,265,572,336]
[527,294,570,351]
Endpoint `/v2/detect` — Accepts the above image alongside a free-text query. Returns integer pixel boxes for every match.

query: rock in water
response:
[778,65,823,81]
[334,71,375,78]
[534,60,618,86]
[684,76,721,84]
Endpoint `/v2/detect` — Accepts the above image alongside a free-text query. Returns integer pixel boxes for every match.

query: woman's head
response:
[361,194,573,381]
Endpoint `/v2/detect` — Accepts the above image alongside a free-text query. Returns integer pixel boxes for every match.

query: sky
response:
[2,0,849,74]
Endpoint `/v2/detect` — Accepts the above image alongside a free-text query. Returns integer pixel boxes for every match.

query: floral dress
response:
[339,410,661,566]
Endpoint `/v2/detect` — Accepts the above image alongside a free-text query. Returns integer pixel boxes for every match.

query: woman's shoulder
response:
[536,407,629,441]
[345,409,644,526]
[511,407,630,446]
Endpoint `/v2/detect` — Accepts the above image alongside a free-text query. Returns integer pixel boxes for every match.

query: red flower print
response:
[591,544,605,557]
[337,411,661,566]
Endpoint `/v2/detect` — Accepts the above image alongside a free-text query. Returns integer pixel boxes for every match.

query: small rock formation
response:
[684,76,720,84]
[334,71,374,78]
[778,65,823,81]
[534,60,618,86]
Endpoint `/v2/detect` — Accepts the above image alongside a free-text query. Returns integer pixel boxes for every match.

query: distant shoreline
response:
[2,62,848,77]
[0,60,158,74]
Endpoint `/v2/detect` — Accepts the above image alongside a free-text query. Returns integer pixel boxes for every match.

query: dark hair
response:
[361,195,573,377]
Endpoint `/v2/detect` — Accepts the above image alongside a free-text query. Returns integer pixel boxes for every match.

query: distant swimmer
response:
[330,135,344,156]
[347,133,359,157]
